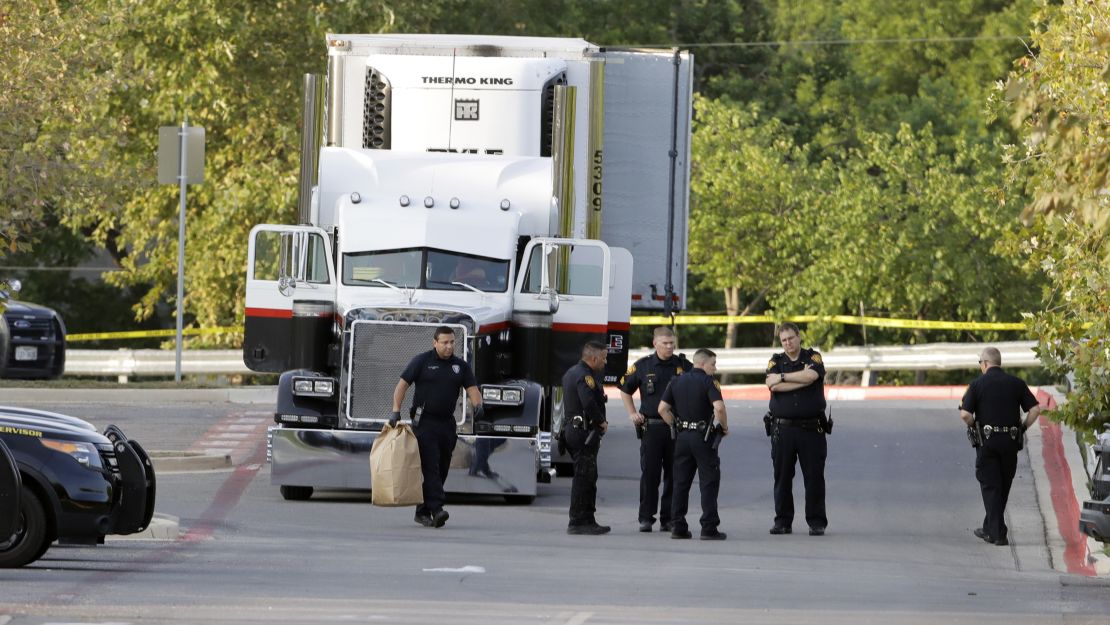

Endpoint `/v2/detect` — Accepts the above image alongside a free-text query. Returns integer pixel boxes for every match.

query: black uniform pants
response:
[414,417,457,516]
[671,431,720,532]
[564,425,601,526]
[771,424,827,529]
[975,442,1018,541]
[639,420,675,525]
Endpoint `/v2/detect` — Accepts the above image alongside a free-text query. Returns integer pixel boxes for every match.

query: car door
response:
[244,225,336,372]
[0,438,20,542]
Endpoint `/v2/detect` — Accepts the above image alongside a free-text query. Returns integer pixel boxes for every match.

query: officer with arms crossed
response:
[563,341,611,535]
[391,326,483,528]
[620,326,692,532]
[765,322,829,536]
[658,348,729,540]
[959,346,1041,546]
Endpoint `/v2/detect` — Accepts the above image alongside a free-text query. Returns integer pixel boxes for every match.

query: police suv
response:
[0,406,156,567]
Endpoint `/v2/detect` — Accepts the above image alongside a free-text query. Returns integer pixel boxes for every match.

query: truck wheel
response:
[0,486,49,568]
[504,495,535,505]
[554,462,574,477]
[280,485,313,501]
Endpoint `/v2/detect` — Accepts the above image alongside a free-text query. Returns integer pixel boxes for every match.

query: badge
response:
[811,353,823,364]
[452,364,460,374]
[676,367,683,375]
[626,364,636,375]
[585,376,596,389]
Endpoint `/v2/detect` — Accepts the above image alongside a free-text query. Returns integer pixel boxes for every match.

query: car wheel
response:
[280,485,313,501]
[0,486,49,568]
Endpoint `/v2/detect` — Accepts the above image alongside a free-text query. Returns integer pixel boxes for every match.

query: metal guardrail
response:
[64,341,1039,381]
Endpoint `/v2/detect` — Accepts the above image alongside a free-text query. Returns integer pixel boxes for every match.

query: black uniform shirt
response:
[562,360,606,425]
[766,348,827,420]
[620,353,693,418]
[961,367,1038,428]
[661,368,722,425]
[400,349,477,418]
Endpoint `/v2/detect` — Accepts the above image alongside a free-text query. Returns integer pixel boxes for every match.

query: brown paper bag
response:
[369,423,424,506]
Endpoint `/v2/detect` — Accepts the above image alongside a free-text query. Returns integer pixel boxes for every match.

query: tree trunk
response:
[724,286,739,348]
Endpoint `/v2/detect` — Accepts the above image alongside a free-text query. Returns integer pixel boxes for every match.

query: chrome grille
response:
[5,316,53,340]
[345,321,467,422]
[540,72,566,157]
[362,66,392,149]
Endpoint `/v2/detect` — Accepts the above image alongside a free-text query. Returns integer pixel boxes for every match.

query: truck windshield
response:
[343,248,509,293]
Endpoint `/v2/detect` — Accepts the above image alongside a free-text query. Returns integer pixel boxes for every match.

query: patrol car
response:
[0,406,155,567]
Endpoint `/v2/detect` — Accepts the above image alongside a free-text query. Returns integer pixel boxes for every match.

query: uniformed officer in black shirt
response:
[765,322,828,536]
[658,348,729,540]
[391,326,482,529]
[959,346,1041,546]
[562,341,611,535]
[620,326,692,533]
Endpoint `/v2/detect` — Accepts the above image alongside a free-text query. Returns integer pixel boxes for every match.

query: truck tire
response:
[504,495,535,505]
[0,486,49,568]
[280,485,313,501]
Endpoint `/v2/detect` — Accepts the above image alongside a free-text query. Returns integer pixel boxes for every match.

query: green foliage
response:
[1003,0,1110,434]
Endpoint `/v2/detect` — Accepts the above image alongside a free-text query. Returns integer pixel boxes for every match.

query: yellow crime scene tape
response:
[67,314,1026,342]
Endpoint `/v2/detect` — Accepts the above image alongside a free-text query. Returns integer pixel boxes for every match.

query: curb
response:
[150,450,232,473]
[604,384,969,401]
[1033,388,1108,577]
[107,512,180,541]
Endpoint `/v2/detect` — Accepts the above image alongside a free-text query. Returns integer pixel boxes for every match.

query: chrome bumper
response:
[269,426,539,496]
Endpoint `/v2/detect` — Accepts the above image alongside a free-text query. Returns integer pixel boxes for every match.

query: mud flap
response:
[103,425,152,534]
[0,439,20,543]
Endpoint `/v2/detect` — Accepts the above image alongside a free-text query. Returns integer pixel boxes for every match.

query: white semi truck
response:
[243,35,692,502]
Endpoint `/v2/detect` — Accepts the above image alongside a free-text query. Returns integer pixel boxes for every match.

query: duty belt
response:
[678,420,709,431]
[775,418,822,429]
[570,415,589,429]
[644,416,669,426]
[982,425,1021,436]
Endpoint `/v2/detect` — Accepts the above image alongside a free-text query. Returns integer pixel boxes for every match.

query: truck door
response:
[0,438,20,543]
[244,225,336,372]
[512,238,613,384]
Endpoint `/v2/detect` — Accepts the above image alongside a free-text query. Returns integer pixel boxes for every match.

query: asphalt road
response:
[0,395,1106,625]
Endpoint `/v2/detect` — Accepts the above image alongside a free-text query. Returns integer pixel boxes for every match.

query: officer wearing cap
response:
[959,346,1041,546]
[765,322,828,536]
[562,341,611,535]
[620,326,692,533]
[391,326,482,529]
[658,348,729,540]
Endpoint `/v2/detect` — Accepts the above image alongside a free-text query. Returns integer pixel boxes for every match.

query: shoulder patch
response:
[713,380,722,390]
[626,364,636,375]
[584,375,596,389]
[676,367,683,376]
[811,352,823,364]
[766,359,776,372]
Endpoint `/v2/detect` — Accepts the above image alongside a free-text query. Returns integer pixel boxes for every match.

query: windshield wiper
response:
[372,278,403,293]
[427,279,484,294]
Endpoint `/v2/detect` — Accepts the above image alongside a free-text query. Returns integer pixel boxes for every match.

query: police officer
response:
[658,348,729,540]
[960,346,1041,546]
[391,326,482,529]
[562,341,611,535]
[620,326,692,533]
[765,322,828,536]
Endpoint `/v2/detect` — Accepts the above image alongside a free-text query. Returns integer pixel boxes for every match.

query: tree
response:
[0,0,127,309]
[1003,0,1110,434]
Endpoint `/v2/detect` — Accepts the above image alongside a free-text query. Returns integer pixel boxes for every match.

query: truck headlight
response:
[480,385,525,406]
[40,438,103,470]
[292,376,336,397]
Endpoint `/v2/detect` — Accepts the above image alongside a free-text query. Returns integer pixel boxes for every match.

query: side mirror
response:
[7,279,20,294]
[278,275,296,297]
[277,231,304,297]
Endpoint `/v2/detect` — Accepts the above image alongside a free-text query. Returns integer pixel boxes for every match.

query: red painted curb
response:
[1036,389,1095,577]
